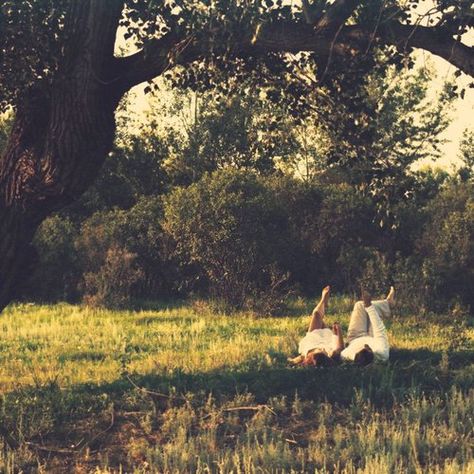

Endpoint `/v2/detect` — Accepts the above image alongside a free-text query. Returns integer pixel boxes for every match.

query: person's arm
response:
[340,339,362,361]
[330,322,344,359]
[333,323,344,351]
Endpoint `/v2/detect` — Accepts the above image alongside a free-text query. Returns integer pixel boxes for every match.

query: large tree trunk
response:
[0,0,123,312]
[0,87,118,311]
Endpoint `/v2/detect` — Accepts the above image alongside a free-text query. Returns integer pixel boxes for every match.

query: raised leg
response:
[369,287,394,335]
[356,300,392,339]
[308,285,330,332]
[346,301,369,343]
[371,300,391,321]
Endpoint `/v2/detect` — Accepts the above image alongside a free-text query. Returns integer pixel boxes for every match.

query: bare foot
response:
[321,285,331,304]
[386,286,395,307]
[332,322,341,335]
[288,355,305,365]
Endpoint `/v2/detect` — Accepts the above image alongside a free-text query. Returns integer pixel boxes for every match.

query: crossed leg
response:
[346,287,394,343]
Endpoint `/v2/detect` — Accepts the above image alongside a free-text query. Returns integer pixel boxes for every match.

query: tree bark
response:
[0,0,124,312]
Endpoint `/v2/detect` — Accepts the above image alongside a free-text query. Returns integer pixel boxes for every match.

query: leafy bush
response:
[76,196,176,305]
[163,169,295,312]
[28,215,80,301]
[83,246,144,308]
[416,182,474,311]
[315,184,377,291]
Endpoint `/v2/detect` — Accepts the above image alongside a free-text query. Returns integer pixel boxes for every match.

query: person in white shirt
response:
[289,285,344,367]
[340,287,395,365]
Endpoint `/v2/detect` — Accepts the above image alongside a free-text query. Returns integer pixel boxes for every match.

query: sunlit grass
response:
[0,296,472,472]
[0,299,308,388]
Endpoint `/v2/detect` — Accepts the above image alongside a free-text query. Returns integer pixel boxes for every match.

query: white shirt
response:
[341,305,390,362]
[298,328,338,356]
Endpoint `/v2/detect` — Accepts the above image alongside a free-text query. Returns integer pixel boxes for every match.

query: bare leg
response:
[386,286,395,307]
[308,285,330,332]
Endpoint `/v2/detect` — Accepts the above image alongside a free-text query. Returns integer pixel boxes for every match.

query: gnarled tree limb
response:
[116,19,474,91]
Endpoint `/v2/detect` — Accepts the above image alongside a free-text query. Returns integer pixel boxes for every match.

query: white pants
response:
[346,300,391,343]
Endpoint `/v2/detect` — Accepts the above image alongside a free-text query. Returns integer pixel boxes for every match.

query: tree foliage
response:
[1,0,473,115]
[0,0,68,112]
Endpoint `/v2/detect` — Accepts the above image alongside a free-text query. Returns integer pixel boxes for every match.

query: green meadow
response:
[0,297,473,473]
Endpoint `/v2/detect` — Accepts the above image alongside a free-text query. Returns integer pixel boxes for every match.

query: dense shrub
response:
[28,215,80,301]
[163,170,390,312]
[76,196,176,306]
[25,166,472,315]
[83,246,144,308]
[163,169,295,311]
[267,177,379,294]
[261,175,323,293]
[417,182,474,311]
[313,184,377,292]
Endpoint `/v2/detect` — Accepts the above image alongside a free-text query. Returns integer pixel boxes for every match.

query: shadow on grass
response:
[0,347,473,460]
[6,348,472,416]
[122,348,474,406]
[391,348,474,368]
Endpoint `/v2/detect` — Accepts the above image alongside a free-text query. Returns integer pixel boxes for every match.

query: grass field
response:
[0,296,472,473]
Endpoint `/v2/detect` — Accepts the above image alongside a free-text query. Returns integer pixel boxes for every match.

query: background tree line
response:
[2,63,473,315]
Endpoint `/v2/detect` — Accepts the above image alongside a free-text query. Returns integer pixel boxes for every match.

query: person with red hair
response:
[289,286,344,367]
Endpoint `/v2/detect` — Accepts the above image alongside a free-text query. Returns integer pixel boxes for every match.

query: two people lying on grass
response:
[289,285,395,367]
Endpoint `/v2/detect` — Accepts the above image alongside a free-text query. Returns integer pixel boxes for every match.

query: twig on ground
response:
[223,405,277,416]
[202,404,278,420]
[125,374,187,401]
[80,405,115,450]
[24,442,80,455]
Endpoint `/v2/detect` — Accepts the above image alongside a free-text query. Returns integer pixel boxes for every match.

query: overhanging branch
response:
[114,19,474,92]
[115,22,360,91]
[114,32,213,92]
[380,22,474,77]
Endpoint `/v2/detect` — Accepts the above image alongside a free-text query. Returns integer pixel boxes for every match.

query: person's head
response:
[354,344,374,366]
[304,349,336,368]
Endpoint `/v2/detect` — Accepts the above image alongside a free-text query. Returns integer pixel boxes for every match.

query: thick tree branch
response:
[114,33,182,92]
[116,19,474,92]
[380,22,474,77]
[115,23,362,90]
